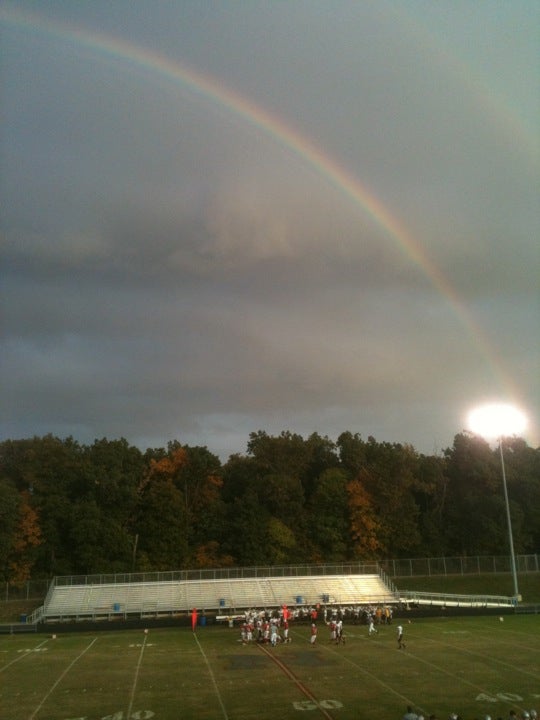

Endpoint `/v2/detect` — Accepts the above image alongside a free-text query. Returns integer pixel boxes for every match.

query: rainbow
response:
[1,5,523,402]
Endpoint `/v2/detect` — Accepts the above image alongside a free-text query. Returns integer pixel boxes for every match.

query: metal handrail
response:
[399,590,515,607]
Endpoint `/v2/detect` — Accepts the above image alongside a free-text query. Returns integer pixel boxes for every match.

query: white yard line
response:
[422,635,540,681]
[396,649,527,716]
[0,639,49,673]
[319,628,498,711]
[125,634,147,720]
[193,632,229,720]
[317,638,426,715]
[29,637,98,720]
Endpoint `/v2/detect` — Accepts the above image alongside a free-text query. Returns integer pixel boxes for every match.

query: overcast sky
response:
[1,1,538,459]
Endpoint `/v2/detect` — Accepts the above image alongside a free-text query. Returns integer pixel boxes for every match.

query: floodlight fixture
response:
[467,402,527,602]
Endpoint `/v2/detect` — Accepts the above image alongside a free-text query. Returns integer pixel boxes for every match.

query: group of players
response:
[237,603,403,647]
[239,608,293,646]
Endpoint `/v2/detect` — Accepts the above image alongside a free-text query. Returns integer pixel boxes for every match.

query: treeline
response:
[1,431,539,583]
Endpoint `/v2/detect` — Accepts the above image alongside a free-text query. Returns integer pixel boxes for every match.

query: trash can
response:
[199,615,207,627]
[219,598,226,608]
[113,603,121,612]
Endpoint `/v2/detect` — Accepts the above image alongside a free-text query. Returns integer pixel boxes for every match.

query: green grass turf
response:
[1,615,539,720]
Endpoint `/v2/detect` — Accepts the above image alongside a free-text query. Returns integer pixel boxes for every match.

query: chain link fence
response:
[380,553,539,577]
[1,578,51,603]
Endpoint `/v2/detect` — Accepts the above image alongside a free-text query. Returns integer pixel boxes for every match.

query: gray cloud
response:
[1,1,538,456]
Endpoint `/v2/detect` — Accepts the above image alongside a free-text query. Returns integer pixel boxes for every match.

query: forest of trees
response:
[1,431,539,583]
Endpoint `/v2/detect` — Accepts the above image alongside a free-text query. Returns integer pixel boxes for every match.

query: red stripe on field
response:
[257,643,335,720]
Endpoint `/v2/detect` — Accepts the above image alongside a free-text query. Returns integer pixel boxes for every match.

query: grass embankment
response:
[0,599,41,623]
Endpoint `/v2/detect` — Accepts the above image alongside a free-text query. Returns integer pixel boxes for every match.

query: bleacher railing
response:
[399,590,515,608]
[52,562,383,587]
[1,554,538,602]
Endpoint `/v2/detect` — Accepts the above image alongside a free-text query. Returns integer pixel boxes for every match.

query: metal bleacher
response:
[33,565,398,624]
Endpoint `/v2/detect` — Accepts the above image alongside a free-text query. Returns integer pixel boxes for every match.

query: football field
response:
[1,615,539,720]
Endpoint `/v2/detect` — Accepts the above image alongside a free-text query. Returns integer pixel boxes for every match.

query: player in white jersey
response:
[397,624,406,649]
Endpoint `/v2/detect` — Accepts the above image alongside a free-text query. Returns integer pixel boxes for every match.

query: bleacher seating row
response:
[40,574,397,622]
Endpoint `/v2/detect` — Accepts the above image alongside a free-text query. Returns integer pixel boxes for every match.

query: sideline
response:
[257,641,335,720]
[29,637,98,719]
[0,638,49,673]
[192,631,229,720]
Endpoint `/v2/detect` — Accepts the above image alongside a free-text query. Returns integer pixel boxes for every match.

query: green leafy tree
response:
[265,517,297,564]
[244,431,315,558]
[413,453,448,556]
[136,474,188,570]
[247,430,312,477]
[0,478,20,581]
[365,440,422,556]
[1,430,537,577]
[0,436,87,575]
[301,433,340,499]
[259,473,305,528]
[134,443,225,569]
[307,468,349,562]
[224,487,270,565]
[176,445,225,565]
[336,432,368,476]
[498,437,540,553]
[86,438,144,521]
[443,432,507,555]
[76,438,146,572]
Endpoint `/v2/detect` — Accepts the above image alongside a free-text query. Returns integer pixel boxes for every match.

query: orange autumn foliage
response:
[193,541,234,568]
[8,491,42,584]
[149,447,188,478]
[346,477,382,558]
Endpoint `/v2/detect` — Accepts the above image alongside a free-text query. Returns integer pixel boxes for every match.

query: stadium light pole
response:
[467,403,527,602]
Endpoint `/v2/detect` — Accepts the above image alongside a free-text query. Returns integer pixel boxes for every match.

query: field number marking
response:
[293,700,343,711]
